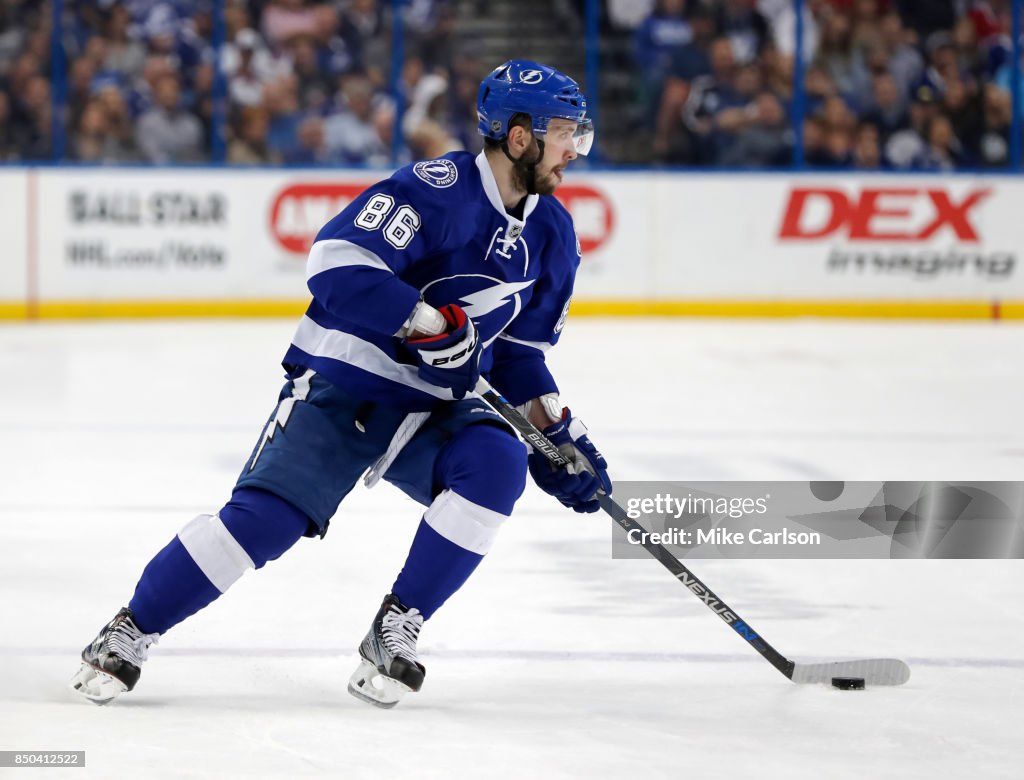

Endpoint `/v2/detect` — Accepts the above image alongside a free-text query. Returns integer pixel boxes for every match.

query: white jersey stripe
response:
[177,514,255,593]
[422,489,507,555]
[290,315,455,400]
[306,239,392,281]
[497,333,553,353]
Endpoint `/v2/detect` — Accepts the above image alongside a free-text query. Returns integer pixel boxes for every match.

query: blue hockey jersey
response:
[283,151,581,411]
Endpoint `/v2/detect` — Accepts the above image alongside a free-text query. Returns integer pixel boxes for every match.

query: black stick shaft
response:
[477,383,796,680]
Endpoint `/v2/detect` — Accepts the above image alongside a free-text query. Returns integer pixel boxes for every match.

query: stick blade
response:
[790,658,911,686]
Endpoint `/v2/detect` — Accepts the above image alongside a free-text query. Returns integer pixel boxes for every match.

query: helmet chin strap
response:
[501,137,546,195]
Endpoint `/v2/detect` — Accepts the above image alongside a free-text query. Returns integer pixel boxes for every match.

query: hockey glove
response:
[529,408,612,514]
[404,304,482,400]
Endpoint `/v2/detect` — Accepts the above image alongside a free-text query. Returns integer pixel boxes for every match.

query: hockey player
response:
[70,60,611,709]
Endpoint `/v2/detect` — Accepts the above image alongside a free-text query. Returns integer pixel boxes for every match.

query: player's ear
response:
[507,123,531,154]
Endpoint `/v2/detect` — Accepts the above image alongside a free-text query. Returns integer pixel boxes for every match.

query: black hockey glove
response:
[405,304,482,400]
[529,408,612,513]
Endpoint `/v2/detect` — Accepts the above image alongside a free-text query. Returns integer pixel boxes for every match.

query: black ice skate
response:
[347,594,426,708]
[70,607,159,705]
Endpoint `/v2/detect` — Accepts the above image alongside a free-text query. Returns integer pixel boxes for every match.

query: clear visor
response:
[537,118,595,156]
[573,120,595,156]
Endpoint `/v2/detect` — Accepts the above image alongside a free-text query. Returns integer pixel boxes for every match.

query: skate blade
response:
[347,659,412,709]
[69,662,128,705]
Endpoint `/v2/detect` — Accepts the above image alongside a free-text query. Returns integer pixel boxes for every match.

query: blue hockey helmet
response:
[477,60,594,156]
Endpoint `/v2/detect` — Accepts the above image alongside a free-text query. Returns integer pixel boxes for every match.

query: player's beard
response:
[511,138,560,196]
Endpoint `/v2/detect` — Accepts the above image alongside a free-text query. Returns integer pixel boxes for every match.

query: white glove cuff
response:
[397,301,446,338]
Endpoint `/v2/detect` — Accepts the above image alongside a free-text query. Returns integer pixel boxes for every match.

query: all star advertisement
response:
[32,168,368,303]
[612,481,1024,559]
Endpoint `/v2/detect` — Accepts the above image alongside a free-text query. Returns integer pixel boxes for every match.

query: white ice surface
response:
[0,319,1022,779]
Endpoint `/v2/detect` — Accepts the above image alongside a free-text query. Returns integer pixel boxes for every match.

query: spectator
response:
[323,74,389,165]
[815,10,870,103]
[634,0,693,118]
[758,0,822,63]
[942,77,985,159]
[877,10,924,98]
[862,71,910,143]
[128,54,175,118]
[94,83,142,161]
[911,31,968,104]
[759,45,794,102]
[71,99,110,162]
[223,26,287,86]
[263,73,304,159]
[714,0,770,65]
[339,0,388,77]
[803,115,835,165]
[669,3,716,82]
[283,116,328,164]
[66,55,98,131]
[81,35,109,75]
[370,95,409,164]
[6,51,43,103]
[446,46,488,154]
[102,5,146,79]
[950,15,983,81]
[311,5,355,77]
[803,62,840,116]
[806,93,857,166]
[227,29,270,107]
[286,35,334,113]
[608,0,656,31]
[9,72,51,159]
[849,0,885,52]
[135,72,204,163]
[410,1,459,72]
[261,0,318,48]
[978,82,1011,167]
[719,91,793,167]
[884,87,938,168]
[851,121,884,168]
[222,1,252,42]
[711,61,766,161]
[993,52,1024,106]
[911,113,964,170]
[228,105,279,164]
[823,126,855,166]
[676,37,748,164]
[403,71,462,160]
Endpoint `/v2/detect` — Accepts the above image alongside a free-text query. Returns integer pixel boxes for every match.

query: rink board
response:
[0,167,1022,319]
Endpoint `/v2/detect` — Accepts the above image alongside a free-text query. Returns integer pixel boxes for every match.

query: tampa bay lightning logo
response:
[421,274,535,345]
[519,69,543,84]
[413,159,459,188]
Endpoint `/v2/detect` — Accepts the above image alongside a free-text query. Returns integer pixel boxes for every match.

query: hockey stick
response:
[475,379,910,687]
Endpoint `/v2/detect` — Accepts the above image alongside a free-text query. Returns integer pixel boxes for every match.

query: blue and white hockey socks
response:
[128,488,310,634]
[392,424,527,619]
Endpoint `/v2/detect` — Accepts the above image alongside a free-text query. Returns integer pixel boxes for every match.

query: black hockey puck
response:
[831,676,865,690]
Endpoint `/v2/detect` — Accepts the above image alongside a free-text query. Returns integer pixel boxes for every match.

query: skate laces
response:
[381,605,423,663]
[107,615,159,667]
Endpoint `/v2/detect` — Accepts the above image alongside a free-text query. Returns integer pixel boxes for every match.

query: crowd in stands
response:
[0,0,475,164]
[0,0,1021,170]
[622,0,1021,169]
